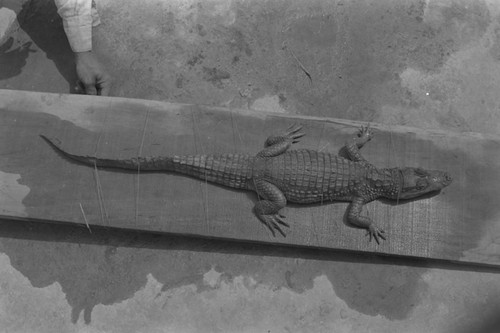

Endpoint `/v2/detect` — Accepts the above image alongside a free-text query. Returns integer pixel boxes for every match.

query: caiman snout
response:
[428,170,453,190]
[397,168,452,200]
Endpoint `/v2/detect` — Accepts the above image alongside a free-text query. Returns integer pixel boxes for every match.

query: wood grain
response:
[1,89,499,266]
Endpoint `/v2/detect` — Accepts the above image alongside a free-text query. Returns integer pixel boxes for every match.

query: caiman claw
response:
[366,224,386,244]
[264,123,305,148]
[357,125,374,143]
[260,214,290,237]
[284,123,306,144]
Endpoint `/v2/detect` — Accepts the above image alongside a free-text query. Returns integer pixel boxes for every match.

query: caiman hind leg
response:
[252,179,289,237]
[347,197,386,244]
[256,124,305,158]
[343,125,374,166]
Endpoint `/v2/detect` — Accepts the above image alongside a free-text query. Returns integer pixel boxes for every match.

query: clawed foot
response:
[366,224,386,244]
[357,125,374,145]
[284,123,306,144]
[260,213,290,237]
[264,124,305,148]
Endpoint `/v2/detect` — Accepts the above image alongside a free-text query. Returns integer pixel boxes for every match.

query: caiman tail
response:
[41,135,253,189]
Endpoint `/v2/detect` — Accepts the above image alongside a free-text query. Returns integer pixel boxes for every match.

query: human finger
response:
[84,82,97,95]
[97,75,112,96]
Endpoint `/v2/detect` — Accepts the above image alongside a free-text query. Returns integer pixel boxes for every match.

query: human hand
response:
[75,51,112,96]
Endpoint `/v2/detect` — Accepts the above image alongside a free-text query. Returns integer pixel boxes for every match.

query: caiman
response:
[41,125,452,243]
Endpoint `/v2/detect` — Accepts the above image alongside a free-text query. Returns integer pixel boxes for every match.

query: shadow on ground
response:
[1,217,497,324]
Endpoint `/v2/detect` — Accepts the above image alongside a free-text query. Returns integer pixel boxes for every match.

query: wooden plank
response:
[0,89,499,266]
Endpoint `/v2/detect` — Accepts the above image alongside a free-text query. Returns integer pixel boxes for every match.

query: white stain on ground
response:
[203,267,223,288]
[0,253,72,333]
[250,94,288,114]
[0,250,499,333]
[377,2,500,134]
[0,171,30,217]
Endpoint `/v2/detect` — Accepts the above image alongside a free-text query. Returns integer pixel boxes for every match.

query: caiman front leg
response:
[343,125,374,167]
[257,124,305,158]
[252,124,303,235]
[347,197,386,244]
[253,179,289,237]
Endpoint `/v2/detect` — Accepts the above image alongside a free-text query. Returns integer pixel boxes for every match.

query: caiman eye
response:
[416,179,427,191]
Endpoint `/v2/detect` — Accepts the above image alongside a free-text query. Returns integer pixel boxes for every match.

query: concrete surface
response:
[1,0,500,332]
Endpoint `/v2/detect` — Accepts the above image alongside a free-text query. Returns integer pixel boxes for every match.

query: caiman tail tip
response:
[40,134,55,143]
[40,135,64,151]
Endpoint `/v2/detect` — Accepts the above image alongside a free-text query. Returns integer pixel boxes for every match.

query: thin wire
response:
[191,108,210,231]
[135,109,150,225]
[283,41,313,84]
[79,203,92,234]
[316,122,326,242]
[93,131,108,225]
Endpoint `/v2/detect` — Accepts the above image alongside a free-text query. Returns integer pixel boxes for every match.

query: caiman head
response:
[392,167,453,200]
